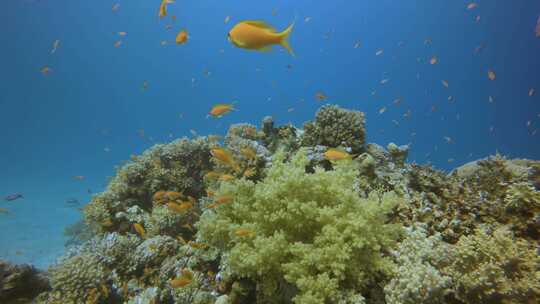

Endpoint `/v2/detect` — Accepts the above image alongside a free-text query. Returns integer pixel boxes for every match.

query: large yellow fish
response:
[228,20,295,56]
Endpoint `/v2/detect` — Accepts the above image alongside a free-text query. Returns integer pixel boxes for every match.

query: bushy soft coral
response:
[443,227,540,303]
[301,105,366,153]
[504,182,540,212]
[197,149,401,303]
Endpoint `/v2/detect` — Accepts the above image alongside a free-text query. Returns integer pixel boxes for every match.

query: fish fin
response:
[279,21,295,56]
[256,46,273,52]
[243,20,277,32]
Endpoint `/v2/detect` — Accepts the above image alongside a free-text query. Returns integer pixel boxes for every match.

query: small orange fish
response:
[112,3,120,12]
[487,69,496,81]
[167,202,192,213]
[429,56,438,65]
[378,107,387,114]
[210,147,239,171]
[315,92,328,101]
[176,30,188,45]
[324,148,352,161]
[118,32,127,37]
[153,191,167,202]
[214,194,234,205]
[208,103,236,118]
[41,66,52,75]
[243,167,256,177]
[206,189,215,197]
[170,277,192,288]
[165,191,184,201]
[188,241,208,249]
[0,208,10,215]
[204,171,222,180]
[73,175,85,181]
[220,174,235,182]
[159,0,174,18]
[234,228,254,237]
[224,16,231,23]
[114,40,123,48]
[133,223,146,238]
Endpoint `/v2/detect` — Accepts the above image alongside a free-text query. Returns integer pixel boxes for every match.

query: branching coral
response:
[302,105,366,153]
[197,149,401,303]
[504,182,540,211]
[443,227,540,303]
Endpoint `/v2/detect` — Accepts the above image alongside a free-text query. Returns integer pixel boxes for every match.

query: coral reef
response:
[21,105,540,304]
[0,260,50,303]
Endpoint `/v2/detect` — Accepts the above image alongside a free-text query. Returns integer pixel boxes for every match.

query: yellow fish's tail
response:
[279,21,295,56]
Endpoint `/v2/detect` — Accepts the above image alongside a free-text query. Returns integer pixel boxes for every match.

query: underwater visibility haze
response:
[1,0,540,303]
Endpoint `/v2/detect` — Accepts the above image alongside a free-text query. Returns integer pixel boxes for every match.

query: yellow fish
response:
[133,223,146,238]
[0,208,9,215]
[159,0,174,18]
[324,148,352,161]
[228,20,295,56]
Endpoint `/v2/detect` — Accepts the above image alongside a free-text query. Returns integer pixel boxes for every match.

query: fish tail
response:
[279,21,295,56]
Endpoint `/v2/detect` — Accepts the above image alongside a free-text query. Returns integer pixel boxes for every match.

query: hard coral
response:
[197,149,401,303]
[302,105,366,153]
[84,137,212,234]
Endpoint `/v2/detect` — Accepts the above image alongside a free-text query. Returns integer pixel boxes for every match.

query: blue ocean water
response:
[0,0,539,268]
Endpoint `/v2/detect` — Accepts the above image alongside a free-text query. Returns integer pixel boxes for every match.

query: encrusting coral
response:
[197,149,402,303]
[30,105,540,304]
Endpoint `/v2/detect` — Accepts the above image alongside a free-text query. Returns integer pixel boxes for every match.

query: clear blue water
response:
[1,0,539,268]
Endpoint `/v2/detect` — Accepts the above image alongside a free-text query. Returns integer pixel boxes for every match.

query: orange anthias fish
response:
[208,103,235,118]
[210,147,239,171]
[315,92,328,101]
[234,228,254,237]
[228,20,295,56]
[159,0,174,18]
[170,269,193,288]
[41,66,52,75]
[324,148,352,161]
[176,30,188,45]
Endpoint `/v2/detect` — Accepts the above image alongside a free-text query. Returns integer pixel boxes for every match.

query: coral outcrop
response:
[24,105,540,304]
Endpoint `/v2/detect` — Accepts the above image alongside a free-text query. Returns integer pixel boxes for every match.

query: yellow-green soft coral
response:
[443,227,540,303]
[504,181,540,211]
[197,149,402,303]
